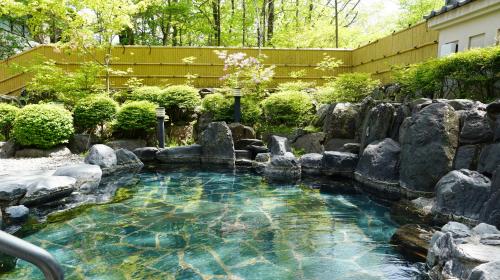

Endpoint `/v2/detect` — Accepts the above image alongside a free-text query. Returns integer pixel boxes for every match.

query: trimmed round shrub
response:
[114,101,158,137]
[0,103,20,139]
[129,86,163,103]
[261,91,314,127]
[12,104,74,149]
[73,95,118,132]
[201,93,261,125]
[157,85,201,123]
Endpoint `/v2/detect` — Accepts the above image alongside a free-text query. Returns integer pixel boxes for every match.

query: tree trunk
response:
[267,0,274,44]
[212,0,221,46]
[242,0,246,46]
[335,0,339,48]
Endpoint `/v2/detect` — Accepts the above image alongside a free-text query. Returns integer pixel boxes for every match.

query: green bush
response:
[277,81,315,92]
[129,86,163,103]
[394,46,500,101]
[12,104,74,149]
[157,85,201,123]
[261,91,314,127]
[0,103,19,139]
[73,95,118,132]
[201,93,261,125]
[114,101,158,137]
[320,73,380,103]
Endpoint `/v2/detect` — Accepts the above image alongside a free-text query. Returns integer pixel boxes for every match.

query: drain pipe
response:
[0,230,64,280]
[156,107,166,148]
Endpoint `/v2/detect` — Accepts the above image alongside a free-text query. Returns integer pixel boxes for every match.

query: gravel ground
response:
[0,154,84,178]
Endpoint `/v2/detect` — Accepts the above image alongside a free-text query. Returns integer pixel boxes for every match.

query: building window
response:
[469,33,485,49]
[440,41,458,57]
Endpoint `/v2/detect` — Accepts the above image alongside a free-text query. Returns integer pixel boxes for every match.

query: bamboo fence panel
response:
[0,22,438,95]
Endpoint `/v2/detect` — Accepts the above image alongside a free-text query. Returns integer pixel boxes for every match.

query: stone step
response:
[235,150,252,160]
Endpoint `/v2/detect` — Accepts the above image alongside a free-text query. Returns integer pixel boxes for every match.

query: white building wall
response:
[437,12,500,56]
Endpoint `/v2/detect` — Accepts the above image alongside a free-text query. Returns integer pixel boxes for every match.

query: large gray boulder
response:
[3,205,29,225]
[454,145,481,170]
[68,134,98,154]
[460,109,493,145]
[478,143,500,176]
[359,103,395,151]
[268,135,291,156]
[469,261,500,280]
[228,123,256,143]
[264,152,301,182]
[156,144,202,164]
[434,170,491,220]
[115,148,143,169]
[323,103,359,141]
[53,164,102,194]
[427,222,500,280]
[15,146,71,158]
[85,144,117,168]
[133,147,159,162]
[0,180,27,207]
[322,151,358,178]
[0,139,17,159]
[20,176,76,206]
[290,132,325,154]
[480,166,500,228]
[299,153,323,175]
[399,103,459,193]
[355,138,400,190]
[105,139,147,151]
[199,122,235,168]
[486,100,500,142]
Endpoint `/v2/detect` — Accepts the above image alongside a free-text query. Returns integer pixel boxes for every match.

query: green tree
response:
[397,0,442,28]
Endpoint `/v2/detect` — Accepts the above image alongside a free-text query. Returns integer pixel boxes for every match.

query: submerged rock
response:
[434,169,491,221]
[199,122,235,168]
[399,103,459,193]
[156,144,202,164]
[85,144,117,168]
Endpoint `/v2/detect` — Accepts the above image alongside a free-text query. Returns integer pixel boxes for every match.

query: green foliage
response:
[261,91,314,127]
[73,95,118,132]
[0,103,20,139]
[397,0,442,28]
[277,81,315,92]
[129,86,163,103]
[319,73,380,103]
[316,54,344,82]
[201,92,262,126]
[16,60,104,107]
[12,104,74,149]
[394,46,500,101]
[114,101,158,137]
[157,85,201,123]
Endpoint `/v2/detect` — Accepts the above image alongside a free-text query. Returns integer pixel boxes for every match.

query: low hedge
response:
[12,104,74,149]
[73,95,118,132]
[129,86,163,103]
[261,91,314,127]
[394,45,500,101]
[114,101,158,137]
[317,73,380,104]
[201,93,261,125]
[157,85,201,123]
[0,104,19,139]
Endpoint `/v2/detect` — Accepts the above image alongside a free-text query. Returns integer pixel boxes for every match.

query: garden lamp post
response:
[156,107,166,148]
[233,88,242,123]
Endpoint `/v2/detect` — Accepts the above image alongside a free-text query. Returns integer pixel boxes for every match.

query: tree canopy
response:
[0,0,443,59]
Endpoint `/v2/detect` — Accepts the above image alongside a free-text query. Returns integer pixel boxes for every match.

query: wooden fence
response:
[0,22,438,95]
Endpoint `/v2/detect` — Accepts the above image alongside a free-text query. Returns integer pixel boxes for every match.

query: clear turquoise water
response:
[3,170,425,279]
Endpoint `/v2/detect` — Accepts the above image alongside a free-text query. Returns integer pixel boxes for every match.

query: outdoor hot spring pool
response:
[3,170,427,279]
